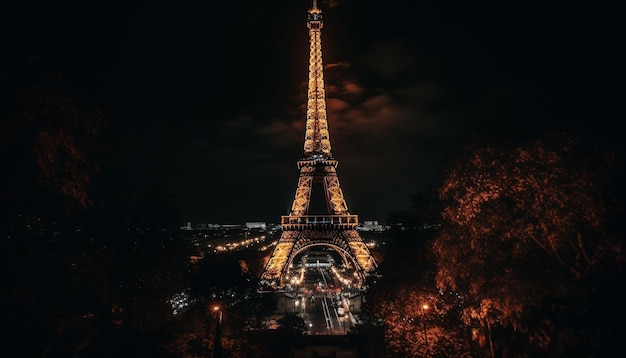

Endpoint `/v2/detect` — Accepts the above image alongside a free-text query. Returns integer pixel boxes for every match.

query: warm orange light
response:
[422,304,429,310]
[213,306,220,311]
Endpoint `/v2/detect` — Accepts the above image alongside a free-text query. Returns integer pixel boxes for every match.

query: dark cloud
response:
[2,0,622,224]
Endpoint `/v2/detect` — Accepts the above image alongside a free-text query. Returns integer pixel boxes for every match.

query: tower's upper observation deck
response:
[308,1,323,29]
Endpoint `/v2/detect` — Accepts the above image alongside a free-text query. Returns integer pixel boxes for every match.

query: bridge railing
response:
[281,215,358,230]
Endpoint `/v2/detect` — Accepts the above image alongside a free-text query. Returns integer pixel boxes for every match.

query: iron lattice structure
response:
[261,1,377,287]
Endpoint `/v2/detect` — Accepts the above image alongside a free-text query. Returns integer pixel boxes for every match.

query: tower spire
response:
[305,0,330,158]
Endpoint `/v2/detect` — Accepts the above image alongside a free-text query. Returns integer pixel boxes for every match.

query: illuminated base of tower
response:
[261,227,377,287]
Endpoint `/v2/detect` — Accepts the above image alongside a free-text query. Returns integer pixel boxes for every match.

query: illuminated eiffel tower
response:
[261,0,377,288]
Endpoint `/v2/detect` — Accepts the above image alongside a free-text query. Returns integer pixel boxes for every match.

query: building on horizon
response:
[245,222,267,230]
[357,220,387,232]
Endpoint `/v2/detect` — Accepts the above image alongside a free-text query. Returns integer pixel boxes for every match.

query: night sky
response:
[1,0,623,224]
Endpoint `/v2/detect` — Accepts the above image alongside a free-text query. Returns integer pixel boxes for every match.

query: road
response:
[292,267,360,335]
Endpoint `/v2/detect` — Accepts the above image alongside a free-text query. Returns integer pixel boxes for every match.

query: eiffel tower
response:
[260,0,377,288]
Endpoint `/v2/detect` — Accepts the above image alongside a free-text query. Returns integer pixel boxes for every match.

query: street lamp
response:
[213,306,223,358]
[213,305,223,324]
[421,304,429,349]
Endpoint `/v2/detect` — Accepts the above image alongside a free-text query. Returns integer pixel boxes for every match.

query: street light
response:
[213,306,223,358]
[421,304,429,349]
[213,305,223,323]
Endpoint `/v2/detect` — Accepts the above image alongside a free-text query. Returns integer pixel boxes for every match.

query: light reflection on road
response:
[289,265,361,335]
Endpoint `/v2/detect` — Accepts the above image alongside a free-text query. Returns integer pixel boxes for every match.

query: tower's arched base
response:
[260,227,377,289]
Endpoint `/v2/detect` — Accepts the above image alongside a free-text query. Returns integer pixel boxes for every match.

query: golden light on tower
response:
[260,0,377,288]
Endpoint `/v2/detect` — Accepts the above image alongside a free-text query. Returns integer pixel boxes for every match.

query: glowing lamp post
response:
[421,304,429,349]
[213,306,223,358]
[213,305,223,323]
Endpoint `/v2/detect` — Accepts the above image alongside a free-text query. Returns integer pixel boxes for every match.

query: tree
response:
[0,49,191,356]
[357,219,475,357]
[0,51,109,226]
[432,131,625,356]
[276,312,307,335]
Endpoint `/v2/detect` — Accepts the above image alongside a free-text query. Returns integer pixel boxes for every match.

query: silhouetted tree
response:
[359,223,473,357]
[1,49,191,356]
[433,131,625,356]
[276,312,307,336]
[4,53,115,216]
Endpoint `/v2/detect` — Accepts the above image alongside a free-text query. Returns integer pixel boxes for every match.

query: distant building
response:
[245,222,266,229]
[357,221,386,231]
[186,223,222,229]
[181,222,271,230]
